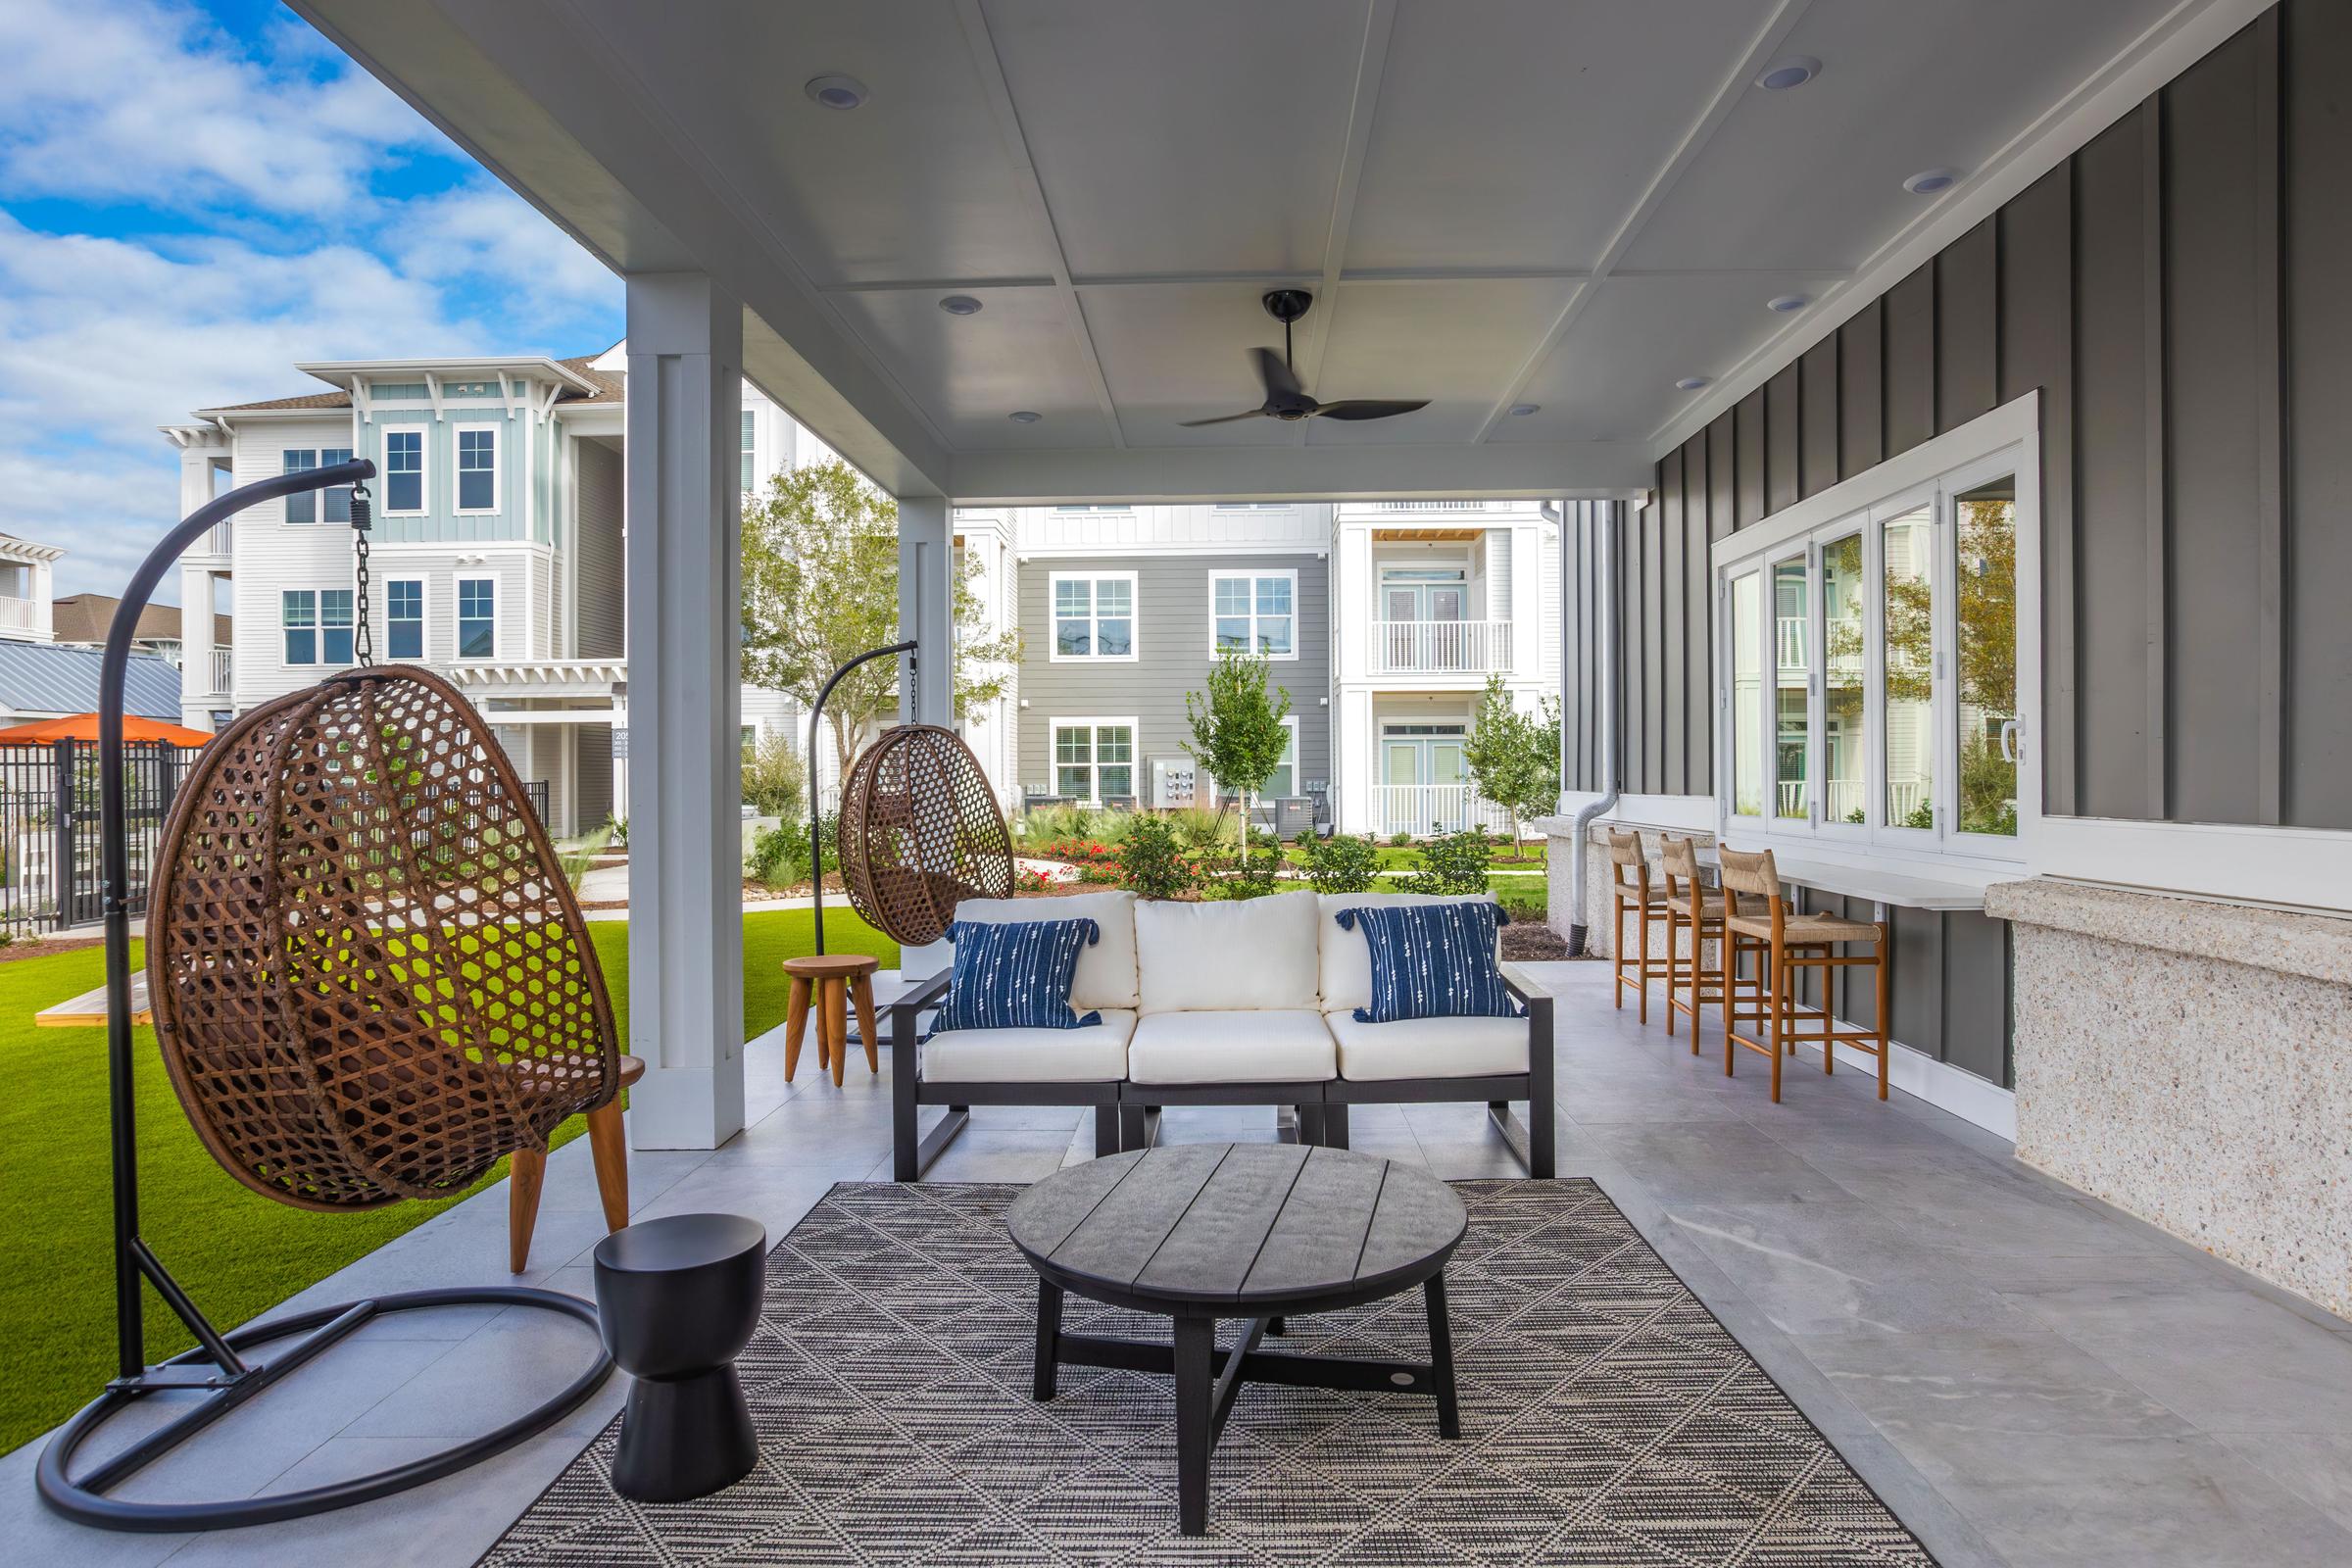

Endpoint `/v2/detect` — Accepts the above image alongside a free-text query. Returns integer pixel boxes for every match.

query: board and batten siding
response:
[1015,553,1329,802]
[1588,2,2347,833]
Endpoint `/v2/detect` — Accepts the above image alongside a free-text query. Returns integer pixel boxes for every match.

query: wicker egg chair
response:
[146,663,620,1210]
[835,723,1013,946]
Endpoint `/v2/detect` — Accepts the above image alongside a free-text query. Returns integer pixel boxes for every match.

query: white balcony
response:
[207,647,232,694]
[1369,783,1510,838]
[0,595,43,636]
[1370,618,1512,676]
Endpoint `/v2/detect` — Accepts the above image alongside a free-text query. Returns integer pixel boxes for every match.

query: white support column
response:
[897,494,953,725]
[623,272,746,1151]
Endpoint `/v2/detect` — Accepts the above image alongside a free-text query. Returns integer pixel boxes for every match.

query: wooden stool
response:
[1717,848,1890,1102]
[1606,828,1672,1023]
[510,1053,644,1273]
[1659,835,1767,1048]
[783,953,882,1087]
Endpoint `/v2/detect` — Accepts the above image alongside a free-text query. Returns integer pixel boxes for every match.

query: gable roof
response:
[204,353,622,415]
[50,595,231,648]
[0,642,179,721]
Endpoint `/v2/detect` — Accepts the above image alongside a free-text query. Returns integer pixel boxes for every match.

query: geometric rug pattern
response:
[482,1178,1936,1566]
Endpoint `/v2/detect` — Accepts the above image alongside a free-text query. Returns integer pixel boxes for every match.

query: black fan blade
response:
[1311,398,1431,421]
[1251,346,1302,400]
[1178,409,1270,427]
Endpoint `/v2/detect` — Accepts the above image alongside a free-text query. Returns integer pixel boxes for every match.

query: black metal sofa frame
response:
[890,970,1554,1181]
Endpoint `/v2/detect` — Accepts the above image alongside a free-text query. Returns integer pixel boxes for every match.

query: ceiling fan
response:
[1180,289,1431,427]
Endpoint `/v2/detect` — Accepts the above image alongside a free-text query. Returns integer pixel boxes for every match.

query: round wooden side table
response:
[782,954,882,1086]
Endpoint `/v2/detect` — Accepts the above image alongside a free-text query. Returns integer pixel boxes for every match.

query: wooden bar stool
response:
[510,1053,644,1273]
[1607,828,1672,1023]
[1717,848,1891,1102]
[1659,835,1768,1049]
[783,953,883,1087]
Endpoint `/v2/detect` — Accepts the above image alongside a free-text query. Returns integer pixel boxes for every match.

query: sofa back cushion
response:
[1319,892,1502,1014]
[950,890,1139,1010]
[1134,891,1321,1012]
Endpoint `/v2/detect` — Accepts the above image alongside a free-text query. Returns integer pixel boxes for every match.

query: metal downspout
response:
[1566,500,1620,956]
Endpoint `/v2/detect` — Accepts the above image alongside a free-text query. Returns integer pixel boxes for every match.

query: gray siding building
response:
[1015,552,1329,810]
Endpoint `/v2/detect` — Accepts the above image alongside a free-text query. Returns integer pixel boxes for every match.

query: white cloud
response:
[0,0,443,216]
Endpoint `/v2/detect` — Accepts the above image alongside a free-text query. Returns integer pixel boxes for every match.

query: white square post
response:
[897,492,955,977]
[623,272,746,1150]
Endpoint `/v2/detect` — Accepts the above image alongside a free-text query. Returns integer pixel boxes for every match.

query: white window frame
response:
[381,425,428,516]
[383,576,426,662]
[1200,712,1302,805]
[1050,717,1139,806]
[1207,568,1298,660]
[740,408,759,496]
[1710,393,2041,875]
[1048,569,1139,662]
[456,574,498,661]
[280,589,318,666]
[453,422,501,514]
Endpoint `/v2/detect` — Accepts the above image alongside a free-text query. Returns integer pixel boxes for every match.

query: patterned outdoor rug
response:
[483,1178,1934,1566]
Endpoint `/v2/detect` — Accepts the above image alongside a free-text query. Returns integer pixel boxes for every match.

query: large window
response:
[740,409,758,495]
[281,589,352,665]
[1051,572,1136,661]
[382,429,425,514]
[455,426,498,513]
[1053,719,1135,804]
[457,576,496,659]
[385,579,424,661]
[1714,403,2036,866]
[281,448,354,524]
[1210,571,1295,657]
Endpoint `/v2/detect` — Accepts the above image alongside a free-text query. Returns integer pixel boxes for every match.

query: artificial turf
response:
[0,907,898,1457]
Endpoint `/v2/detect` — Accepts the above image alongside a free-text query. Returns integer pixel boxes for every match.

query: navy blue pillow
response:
[937,917,1103,1032]
[1334,903,1522,1024]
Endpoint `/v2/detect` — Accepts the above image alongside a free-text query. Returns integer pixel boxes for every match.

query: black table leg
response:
[1424,1273,1460,1439]
[1033,1279,1062,1401]
[1172,1315,1214,1535]
[1266,1315,1286,1336]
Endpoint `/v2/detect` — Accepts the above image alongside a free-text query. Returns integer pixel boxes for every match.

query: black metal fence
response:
[0,740,189,936]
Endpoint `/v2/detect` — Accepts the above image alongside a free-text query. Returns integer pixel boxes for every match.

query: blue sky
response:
[0,0,622,599]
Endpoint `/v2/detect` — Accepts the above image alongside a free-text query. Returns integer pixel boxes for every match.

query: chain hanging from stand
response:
[349,480,374,666]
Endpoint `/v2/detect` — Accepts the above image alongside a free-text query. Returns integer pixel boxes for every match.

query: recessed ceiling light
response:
[1766,294,1809,314]
[1508,403,1541,417]
[1675,375,1712,391]
[1008,411,1042,423]
[1903,167,1961,195]
[1755,56,1821,91]
[804,74,868,111]
[938,295,983,317]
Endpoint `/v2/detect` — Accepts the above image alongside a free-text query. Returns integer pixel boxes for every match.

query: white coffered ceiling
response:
[296,0,2234,501]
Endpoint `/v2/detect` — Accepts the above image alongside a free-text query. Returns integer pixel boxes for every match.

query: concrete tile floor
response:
[3,960,2348,1566]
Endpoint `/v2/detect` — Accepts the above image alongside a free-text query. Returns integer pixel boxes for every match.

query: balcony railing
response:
[1376,500,1488,512]
[0,596,40,634]
[208,648,232,694]
[1370,784,1510,839]
[1777,778,1930,824]
[1371,618,1512,675]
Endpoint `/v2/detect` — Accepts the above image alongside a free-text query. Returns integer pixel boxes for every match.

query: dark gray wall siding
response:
[1884,267,1936,457]
[1015,552,1329,800]
[1765,366,1801,515]
[1799,340,1839,499]
[1936,219,1999,433]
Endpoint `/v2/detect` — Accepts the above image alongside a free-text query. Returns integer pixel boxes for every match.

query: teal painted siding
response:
[360,408,529,545]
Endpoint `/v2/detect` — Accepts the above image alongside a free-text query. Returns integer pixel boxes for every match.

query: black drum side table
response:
[592,1212,767,1502]
[1006,1143,1467,1536]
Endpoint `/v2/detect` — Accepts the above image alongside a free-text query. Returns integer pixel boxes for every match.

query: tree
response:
[1184,650,1294,882]
[1462,674,1560,859]
[739,458,1018,785]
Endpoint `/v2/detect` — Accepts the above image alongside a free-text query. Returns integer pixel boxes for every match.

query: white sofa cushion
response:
[1127,1009,1335,1085]
[921,1011,1136,1083]
[1318,892,1503,1016]
[1325,1010,1528,1082]
[1134,891,1322,1012]
[950,890,1139,1011]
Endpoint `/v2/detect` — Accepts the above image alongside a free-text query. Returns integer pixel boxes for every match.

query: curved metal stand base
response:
[37,1286,612,1534]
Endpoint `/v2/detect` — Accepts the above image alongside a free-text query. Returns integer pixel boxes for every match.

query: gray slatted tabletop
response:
[1005,1144,1468,1536]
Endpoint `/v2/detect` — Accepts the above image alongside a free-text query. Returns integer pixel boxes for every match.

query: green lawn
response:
[0,907,897,1457]
[1281,840,1547,872]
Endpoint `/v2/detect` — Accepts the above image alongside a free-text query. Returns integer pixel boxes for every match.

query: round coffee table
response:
[1006,1143,1467,1536]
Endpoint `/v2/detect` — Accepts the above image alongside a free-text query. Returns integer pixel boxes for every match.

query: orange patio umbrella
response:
[0,713,215,747]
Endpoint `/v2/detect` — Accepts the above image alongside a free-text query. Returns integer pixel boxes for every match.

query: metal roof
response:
[0,642,181,721]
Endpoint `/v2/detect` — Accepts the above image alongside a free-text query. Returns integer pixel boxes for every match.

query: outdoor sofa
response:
[890,889,1554,1180]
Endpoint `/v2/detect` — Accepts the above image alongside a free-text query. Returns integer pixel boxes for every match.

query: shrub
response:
[1229,827,1285,896]
[1115,814,1200,899]
[739,733,807,816]
[1390,832,1415,849]
[1017,804,1136,848]
[1402,828,1494,896]
[1498,889,1548,925]
[1297,832,1381,894]
[1165,806,1232,853]
[744,811,837,889]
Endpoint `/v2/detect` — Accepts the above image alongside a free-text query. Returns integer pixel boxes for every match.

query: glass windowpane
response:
[1255,577,1290,615]
[1732,573,1762,815]
[1773,558,1810,818]
[1822,534,1867,824]
[1882,506,1936,828]
[1094,579,1130,616]
[1256,615,1292,655]
[1955,478,2018,836]
[1215,615,1250,650]
[282,450,316,524]
[1096,618,1131,657]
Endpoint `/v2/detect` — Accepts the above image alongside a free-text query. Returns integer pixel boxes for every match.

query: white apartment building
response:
[0,534,62,643]
[161,345,832,836]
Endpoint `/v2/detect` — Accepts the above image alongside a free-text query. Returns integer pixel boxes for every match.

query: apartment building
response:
[161,345,829,836]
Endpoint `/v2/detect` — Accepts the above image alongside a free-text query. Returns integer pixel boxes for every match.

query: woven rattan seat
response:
[837,724,1014,946]
[1726,910,1882,943]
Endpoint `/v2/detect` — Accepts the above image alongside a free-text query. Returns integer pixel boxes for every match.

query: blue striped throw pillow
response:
[1333,903,1522,1024]
[937,918,1104,1032]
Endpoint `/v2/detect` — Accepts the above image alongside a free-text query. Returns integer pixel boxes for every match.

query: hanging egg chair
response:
[146,664,619,1209]
[835,723,1013,945]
